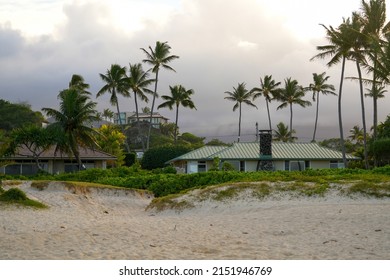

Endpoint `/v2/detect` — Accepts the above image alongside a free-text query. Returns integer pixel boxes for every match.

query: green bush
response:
[371,138,390,163]
[372,165,390,175]
[0,187,47,208]
[124,152,137,166]
[0,188,28,201]
[141,145,192,170]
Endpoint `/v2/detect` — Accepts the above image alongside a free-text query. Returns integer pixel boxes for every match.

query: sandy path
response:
[0,181,389,259]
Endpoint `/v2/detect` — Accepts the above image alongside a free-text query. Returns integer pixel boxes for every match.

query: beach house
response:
[0,145,116,175]
[168,131,359,173]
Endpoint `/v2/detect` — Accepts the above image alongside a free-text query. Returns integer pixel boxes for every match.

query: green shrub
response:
[0,188,28,201]
[141,145,192,170]
[221,161,235,171]
[372,165,390,175]
[0,187,47,208]
[124,152,137,166]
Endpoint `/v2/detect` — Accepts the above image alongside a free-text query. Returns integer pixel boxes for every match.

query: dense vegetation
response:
[2,166,389,198]
[0,99,44,132]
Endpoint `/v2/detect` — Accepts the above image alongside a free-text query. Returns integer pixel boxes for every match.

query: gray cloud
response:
[0,0,389,142]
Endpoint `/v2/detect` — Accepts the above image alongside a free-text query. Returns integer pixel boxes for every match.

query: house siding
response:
[310,161,332,169]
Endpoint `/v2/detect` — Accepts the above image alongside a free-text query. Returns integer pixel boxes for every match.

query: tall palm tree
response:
[273,122,297,142]
[359,0,390,139]
[68,74,91,95]
[127,63,155,150]
[224,83,257,142]
[346,12,371,169]
[141,41,179,149]
[158,85,196,143]
[97,64,128,127]
[311,19,353,168]
[42,89,100,170]
[250,75,281,130]
[96,64,129,151]
[277,78,311,139]
[307,72,336,142]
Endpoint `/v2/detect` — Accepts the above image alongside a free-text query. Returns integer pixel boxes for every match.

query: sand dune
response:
[0,181,389,260]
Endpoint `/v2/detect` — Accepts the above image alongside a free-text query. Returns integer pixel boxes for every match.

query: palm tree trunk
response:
[116,100,130,153]
[372,53,378,141]
[356,61,368,169]
[134,92,145,152]
[289,103,293,141]
[339,57,347,167]
[174,104,179,144]
[71,145,82,171]
[312,91,320,142]
[238,103,242,142]
[266,99,272,130]
[147,69,159,150]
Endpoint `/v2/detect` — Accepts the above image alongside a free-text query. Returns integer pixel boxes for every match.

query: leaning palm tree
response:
[250,75,281,130]
[311,19,353,167]
[307,72,336,142]
[127,63,155,150]
[277,78,311,140]
[96,64,129,151]
[158,85,196,143]
[273,122,297,142]
[224,83,257,142]
[337,13,370,168]
[42,89,100,170]
[141,41,179,149]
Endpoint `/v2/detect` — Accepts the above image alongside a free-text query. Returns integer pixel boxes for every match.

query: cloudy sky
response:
[1,0,390,142]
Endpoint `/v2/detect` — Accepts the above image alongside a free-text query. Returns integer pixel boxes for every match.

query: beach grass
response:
[0,187,48,209]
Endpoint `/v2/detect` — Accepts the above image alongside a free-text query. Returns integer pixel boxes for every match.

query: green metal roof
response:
[169,146,227,161]
[169,142,359,162]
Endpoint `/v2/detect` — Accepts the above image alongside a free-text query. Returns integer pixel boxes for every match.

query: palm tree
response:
[307,72,336,142]
[127,63,155,150]
[345,12,371,169]
[102,108,114,122]
[311,19,353,168]
[349,125,364,144]
[365,83,386,103]
[158,85,196,143]
[42,89,100,170]
[68,74,91,95]
[273,122,297,142]
[359,0,390,140]
[277,78,311,140]
[224,83,257,142]
[250,75,281,130]
[96,64,129,151]
[141,41,179,149]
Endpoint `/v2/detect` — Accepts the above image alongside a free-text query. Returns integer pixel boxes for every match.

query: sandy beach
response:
[0,181,389,260]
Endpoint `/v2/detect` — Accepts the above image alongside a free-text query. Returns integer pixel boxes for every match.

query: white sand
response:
[0,181,389,260]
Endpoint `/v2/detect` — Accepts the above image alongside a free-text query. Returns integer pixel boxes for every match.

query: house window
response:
[198,161,207,172]
[5,164,21,175]
[330,161,344,169]
[305,161,310,169]
[240,161,245,172]
[284,161,290,171]
[290,161,306,171]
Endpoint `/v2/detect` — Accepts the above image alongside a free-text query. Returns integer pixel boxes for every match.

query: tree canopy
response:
[0,99,44,132]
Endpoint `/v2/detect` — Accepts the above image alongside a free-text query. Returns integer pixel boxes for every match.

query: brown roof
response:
[7,145,116,160]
